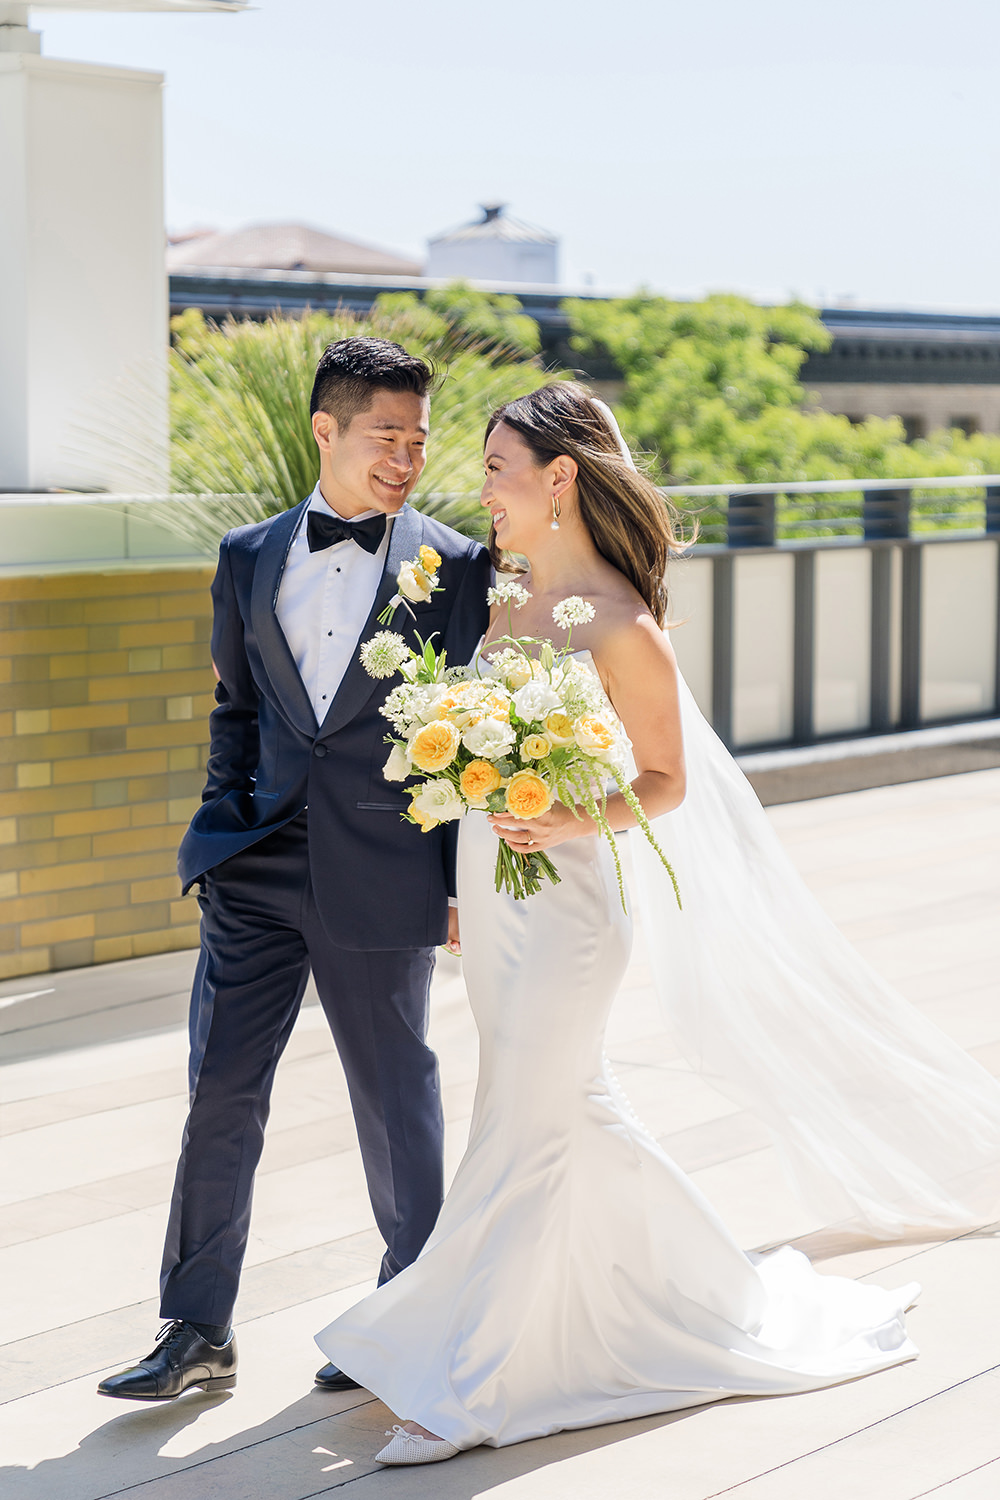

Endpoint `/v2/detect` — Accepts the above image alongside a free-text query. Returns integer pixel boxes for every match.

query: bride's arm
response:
[491,616,685,852]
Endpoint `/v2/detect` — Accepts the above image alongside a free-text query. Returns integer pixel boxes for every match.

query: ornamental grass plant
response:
[163,292,550,554]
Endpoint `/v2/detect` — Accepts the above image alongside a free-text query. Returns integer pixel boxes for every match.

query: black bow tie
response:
[306,509,387,556]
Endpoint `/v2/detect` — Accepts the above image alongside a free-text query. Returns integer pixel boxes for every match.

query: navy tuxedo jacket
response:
[178,499,491,950]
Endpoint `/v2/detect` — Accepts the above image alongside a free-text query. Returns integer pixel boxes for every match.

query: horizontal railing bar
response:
[661,473,1000,497]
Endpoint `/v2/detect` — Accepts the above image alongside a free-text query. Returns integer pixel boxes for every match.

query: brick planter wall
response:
[0,567,216,980]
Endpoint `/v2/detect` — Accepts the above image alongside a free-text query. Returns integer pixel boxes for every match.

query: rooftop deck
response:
[1,769,998,1500]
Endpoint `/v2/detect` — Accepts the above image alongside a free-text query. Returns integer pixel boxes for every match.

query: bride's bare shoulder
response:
[587,596,678,689]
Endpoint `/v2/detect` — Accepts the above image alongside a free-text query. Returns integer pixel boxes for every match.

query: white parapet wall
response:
[0,52,168,492]
[0,495,214,571]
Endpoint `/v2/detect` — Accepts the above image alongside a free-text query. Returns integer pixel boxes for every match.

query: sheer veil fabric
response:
[595,393,1000,1239]
[629,669,1000,1239]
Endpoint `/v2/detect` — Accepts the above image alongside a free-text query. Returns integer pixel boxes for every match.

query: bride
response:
[315,382,1000,1465]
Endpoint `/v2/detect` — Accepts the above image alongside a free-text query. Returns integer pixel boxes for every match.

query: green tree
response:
[422,281,541,361]
[566,292,888,484]
[566,291,1000,534]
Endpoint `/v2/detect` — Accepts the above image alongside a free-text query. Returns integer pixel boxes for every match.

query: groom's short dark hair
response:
[310,337,435,432]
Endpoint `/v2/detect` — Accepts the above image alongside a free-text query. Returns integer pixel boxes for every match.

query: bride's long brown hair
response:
[485,382,683,627]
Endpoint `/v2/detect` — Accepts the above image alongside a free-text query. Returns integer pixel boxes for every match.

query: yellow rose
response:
[521,733,551,761]
[465,690,513,727]
[434,681,488,728]
[544,711,576,747]
[410,719,461,773]
[460,759,503,808]
[504,770,553,820]
[432,690,465,723]
[573,715,617,761]
[408,800,439,833]
[483,691,513,721]
[418,544,442,573]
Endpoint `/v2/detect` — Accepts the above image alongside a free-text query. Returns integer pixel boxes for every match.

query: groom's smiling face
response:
[312,389,430,518]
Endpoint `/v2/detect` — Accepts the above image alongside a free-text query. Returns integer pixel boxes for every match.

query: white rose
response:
[397,561,433,604]
[512,680,562,723]
[411,778,465,824]
[462,717,516,760]
[382,744,411,782]
[572,715,621,764]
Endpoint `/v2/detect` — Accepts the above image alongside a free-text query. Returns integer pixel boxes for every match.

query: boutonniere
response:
[377,545,444,625]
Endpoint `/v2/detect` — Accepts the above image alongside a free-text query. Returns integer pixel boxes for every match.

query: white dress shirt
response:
[275,484,393,724]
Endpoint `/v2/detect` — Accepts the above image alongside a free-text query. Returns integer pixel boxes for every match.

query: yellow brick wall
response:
[0,567,217,980]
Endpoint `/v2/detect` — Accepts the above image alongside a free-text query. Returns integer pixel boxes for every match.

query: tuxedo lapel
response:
[249,500,318,737]
[317,504,423,741]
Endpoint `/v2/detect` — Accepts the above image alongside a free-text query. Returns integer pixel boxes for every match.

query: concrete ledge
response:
[739,718,1000,805]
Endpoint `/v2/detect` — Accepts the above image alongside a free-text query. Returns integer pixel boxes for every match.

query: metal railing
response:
[661,473,1000,547]
[658,476,1000,751]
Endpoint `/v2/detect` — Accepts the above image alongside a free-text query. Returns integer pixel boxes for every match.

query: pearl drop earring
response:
[551,494,561,531]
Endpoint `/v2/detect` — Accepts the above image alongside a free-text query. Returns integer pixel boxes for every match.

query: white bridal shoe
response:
[374,1424,461,1465]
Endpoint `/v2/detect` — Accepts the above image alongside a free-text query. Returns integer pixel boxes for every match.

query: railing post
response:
[711,553,734,748]
[792,551,815,743]
[986,485,1000,533]
[869,546,893,733]
[727,491,775,547]
[899,545,922,728]
[863,487,911,540]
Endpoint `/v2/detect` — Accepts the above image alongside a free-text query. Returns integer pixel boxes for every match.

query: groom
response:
[98,337,490,1401]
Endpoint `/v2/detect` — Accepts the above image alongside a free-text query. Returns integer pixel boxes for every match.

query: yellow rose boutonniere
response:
[378,546,443,625]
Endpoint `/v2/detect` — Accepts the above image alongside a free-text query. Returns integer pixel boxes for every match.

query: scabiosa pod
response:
[360,632,410,680]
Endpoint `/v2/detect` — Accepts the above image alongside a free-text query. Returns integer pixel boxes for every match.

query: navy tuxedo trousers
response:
[158,813,443,1327]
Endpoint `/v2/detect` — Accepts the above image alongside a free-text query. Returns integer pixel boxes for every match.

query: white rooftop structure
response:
[0,0,246,492]
[426,203,559,285]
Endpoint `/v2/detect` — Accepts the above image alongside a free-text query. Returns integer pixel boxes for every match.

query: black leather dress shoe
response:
[97,1321,238,1401]
[315,1361,361,1391]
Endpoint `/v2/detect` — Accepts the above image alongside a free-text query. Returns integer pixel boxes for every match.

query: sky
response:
[35,0,1000,310]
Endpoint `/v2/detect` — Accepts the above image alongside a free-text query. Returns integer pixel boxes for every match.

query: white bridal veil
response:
[592,399,1000,1239]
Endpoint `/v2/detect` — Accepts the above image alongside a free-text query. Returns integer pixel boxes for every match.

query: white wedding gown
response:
[316,660,934,1449]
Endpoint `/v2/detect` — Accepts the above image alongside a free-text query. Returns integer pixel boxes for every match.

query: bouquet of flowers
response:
[359,573,680,906]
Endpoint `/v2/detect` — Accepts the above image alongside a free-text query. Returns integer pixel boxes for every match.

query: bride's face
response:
[481,422,568,553]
